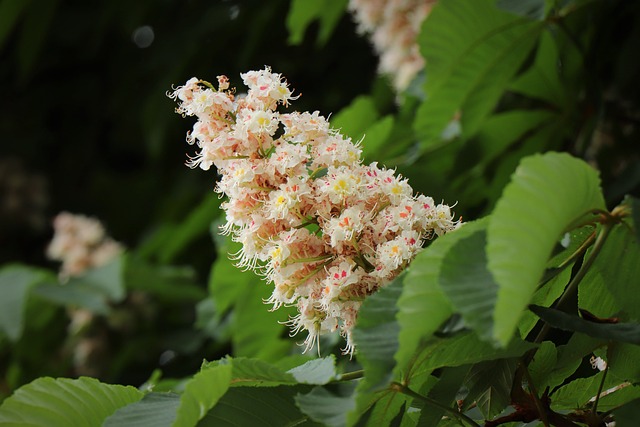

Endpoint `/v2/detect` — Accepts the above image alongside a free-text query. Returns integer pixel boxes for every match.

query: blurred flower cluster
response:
[47,212,123,279]
[170,67,459,354]
[348,0,436,91]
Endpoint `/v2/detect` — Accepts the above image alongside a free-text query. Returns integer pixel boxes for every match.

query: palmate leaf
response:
[487,152,605,345]
[0,376,143,427]
[415,0,544,148]
[396,218,488,373]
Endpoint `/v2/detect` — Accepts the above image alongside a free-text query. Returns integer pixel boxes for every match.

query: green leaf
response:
[396,218,488,372]
[628,195,640,243]
[103,393,180,427]
[410,332,535,376]
[530,305,640,345]
[0,376,143,426]
[527,341,557,390]
[488,152,605,345]
[287,356,336,385]
[198,385,319,427]
[296,385,355,427]
[510,30,569,107]
[583,224,640,320]
[497,0,546,20]
[415,0,544,148]
[223,357,295,387]
[607,342,640,383]
[353,275,403,391]
[348,276,403,425]
[613,398,640,427]
[0,265,46,341]
[415,366,470,427]
[439,229,498,341]
[464,359,517,419]
[550,370,638,411]
[330,96,379,141]
[173,363,232,427]
[286,0,347,46]
[361,116,395,161]
[125,259,205,302]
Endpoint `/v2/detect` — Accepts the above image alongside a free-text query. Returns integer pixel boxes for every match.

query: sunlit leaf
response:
[287,356,336,385]
[173,363,232,427]
[488,152,605,345]
[0,377,143,426]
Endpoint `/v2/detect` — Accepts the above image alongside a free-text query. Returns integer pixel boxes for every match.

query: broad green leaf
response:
[510,31,568,107]
[361,116,394,161]
[223,357,296,387]
[104,393,180,427]
[607,342,640,383]
[415,0,544,147]
[296,385,355,427]
[410,332,535,377]
[0,265,46,341]
[0,376,143,426]
[198,385,319,427]
[551,370,637,411]
[330,96,379,141]
[173,363,232,427]
[542,333,603,392]
[497,0,546,20]
[286,0,347,46]
[527,341,557,390]
[349,276,403,425]
[439,229,498,341]
[530,305,640,345]
[488,152,605,345]
[396,218,488,372]
[464,359,517,419]
[287,356,336,385]
[518,264,572,338]
[415,366,470,427]
[582,225,640,320]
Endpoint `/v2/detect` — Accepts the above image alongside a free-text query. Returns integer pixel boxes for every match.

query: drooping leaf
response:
[0,376,143,426]
[103,393,180,427]
[296,385,355,427]
[530,305,640,345]
[198,385,319,427]
[173,363,232,427]
[439,229,498,341]
[396,218,488,372]
[415,0,544,148]
[286,0,347,46]
[488,152,605,345]
[0,264,47,341]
